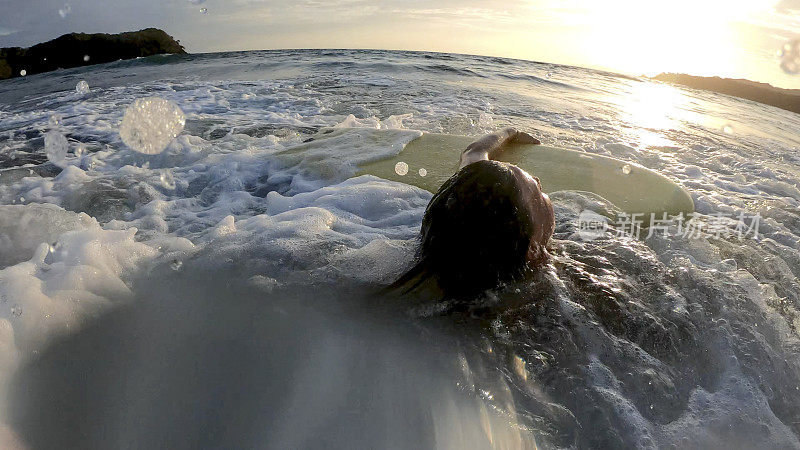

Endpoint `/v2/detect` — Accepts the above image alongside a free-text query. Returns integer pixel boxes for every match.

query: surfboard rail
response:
[356,130,695,222]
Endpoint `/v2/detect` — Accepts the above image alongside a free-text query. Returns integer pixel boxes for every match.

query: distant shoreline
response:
[0,28,185,80]
[6,35,797,118]
[652,73,800,115]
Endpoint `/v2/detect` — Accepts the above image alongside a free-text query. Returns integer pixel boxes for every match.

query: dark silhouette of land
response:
[653,73,800,115]
[0,28,186,80]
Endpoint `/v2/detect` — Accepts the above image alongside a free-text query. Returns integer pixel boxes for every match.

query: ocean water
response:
[1,49,799,449]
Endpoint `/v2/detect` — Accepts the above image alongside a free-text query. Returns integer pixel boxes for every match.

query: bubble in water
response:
[119,97,185,154]
[418,168,427,177]
[11,305,22,317]
[170,259,183,271]
[76,80,89,94]
[622,164,632,175]
[779,39,800,75]
[74,144,86,158]
[722,124,734,134]
[160,170,176,189]
[394,161,409,176]
[199,7,208,13]
[83,55,90,62]
[48,114,61,127]
[19,70,26,76]
[58,3,71,18]
[546,72,553,78]
[44,130,69,167]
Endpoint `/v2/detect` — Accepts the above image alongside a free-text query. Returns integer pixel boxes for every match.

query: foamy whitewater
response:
[1,50,799,449]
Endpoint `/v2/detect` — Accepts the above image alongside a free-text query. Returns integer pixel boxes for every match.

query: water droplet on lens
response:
[58,3,71,18]
[119,97,185,154]
[44,130,69,167]
[76,80,90,95]
[394,161,409,176]
[19,70,26,76]
[780,39,800,75]
[160,170,176,189]
[477,112,493,128]
[418,168,427,177]
[622,164,631,175]
[83,55,90,62]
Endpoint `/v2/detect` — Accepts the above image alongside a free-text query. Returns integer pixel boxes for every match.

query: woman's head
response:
[414,160,555,298]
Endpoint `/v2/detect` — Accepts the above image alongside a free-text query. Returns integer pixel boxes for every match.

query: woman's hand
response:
[512,130,541,145]
[460,128,541,168]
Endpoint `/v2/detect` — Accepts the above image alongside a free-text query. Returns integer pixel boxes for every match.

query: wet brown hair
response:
[391,160,551,299]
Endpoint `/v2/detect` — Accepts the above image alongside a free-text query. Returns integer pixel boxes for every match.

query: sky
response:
[1,0,799,88]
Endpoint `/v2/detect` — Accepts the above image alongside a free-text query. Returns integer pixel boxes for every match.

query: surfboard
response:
[280,128,694,221]
[356,131,694,220]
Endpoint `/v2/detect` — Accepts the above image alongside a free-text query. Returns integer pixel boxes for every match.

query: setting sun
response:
[514,0,786,82]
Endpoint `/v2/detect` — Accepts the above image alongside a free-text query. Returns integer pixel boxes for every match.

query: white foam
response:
[189,175,429,284]
[333,113,413,130]
[0,205,158,431]
[659,366,800,448]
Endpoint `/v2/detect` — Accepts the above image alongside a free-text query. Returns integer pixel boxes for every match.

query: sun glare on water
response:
[618,83,687,131]
[549,0,784,147]
[608,81,713,148]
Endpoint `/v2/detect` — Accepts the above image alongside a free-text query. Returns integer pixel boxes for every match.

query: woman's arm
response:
[459,128,540,169]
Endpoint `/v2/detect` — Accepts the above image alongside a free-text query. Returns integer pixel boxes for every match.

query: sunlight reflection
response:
[620,82,685,129]
[612,82,693,148]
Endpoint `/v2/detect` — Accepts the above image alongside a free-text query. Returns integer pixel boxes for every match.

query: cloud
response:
[399,7,515,22]
[776,0,800,12]
[746,3,800,40]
